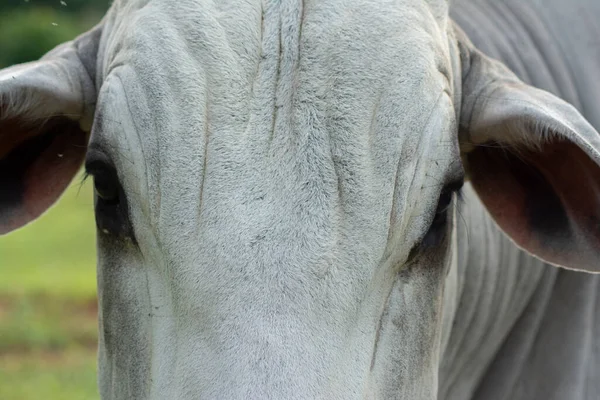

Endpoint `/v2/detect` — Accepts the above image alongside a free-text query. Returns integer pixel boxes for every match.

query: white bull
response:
[1,0,599,399]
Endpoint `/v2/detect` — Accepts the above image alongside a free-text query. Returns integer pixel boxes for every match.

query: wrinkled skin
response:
[92,2,461,398]
[1,0,600,399]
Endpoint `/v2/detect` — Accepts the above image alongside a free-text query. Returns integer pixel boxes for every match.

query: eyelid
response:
[442,178,464,195]
[84,148,115,175]
[435,178,464,210]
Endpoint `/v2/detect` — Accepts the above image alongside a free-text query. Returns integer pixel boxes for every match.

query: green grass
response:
[0,179,100,399]
[0,349,98,400]
[0,294,98,353]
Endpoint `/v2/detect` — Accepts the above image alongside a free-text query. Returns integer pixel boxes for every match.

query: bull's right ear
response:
[454,25,600,273]
[0,25,101,235]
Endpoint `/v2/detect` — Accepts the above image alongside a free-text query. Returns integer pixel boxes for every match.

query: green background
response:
[1,1,109,399]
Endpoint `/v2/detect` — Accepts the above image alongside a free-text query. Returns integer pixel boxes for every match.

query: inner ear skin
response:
[0,116,87,233]
[0,117,43,159]
[468,140,600,267]
[527,141,600,244]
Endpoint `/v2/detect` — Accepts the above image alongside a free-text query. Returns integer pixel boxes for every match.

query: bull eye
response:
[93,171,120,204]
[430,190,453,229]
[85,159,120,204]
[84,153,133,239]
[419,180,464,250]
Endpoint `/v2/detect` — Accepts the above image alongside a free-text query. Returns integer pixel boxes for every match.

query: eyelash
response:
[79,170,92,188]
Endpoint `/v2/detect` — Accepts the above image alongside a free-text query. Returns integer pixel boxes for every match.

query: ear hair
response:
[454,24,583,155]
[0,23,103,131]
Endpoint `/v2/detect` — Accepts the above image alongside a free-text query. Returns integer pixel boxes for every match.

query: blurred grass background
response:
[0,1,110,399]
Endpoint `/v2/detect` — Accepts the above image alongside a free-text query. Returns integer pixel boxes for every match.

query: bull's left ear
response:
[0,25,101,235]
[457,29,600,273]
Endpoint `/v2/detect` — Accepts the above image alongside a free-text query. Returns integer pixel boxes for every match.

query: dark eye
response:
[420,180,463,249]
[93,169,120,204]
[85,154,132,238]
[429,189,453,231]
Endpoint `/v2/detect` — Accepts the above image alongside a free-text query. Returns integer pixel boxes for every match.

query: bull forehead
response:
[97,2,456,194]
[93,0,460,268]
[99,0,454,112]
[93,0,458,302]
[99,0,454,119]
